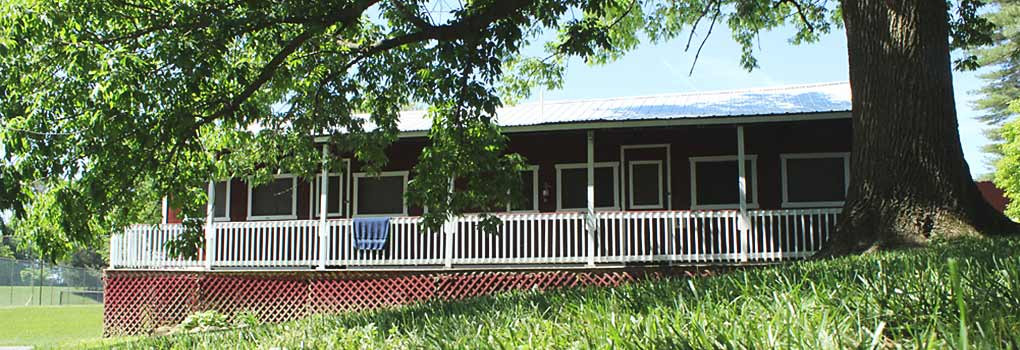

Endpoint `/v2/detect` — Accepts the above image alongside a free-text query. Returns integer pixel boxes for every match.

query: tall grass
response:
[96,238,1020,349]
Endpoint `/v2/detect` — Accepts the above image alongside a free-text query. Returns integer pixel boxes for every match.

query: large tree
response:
[0,0,1013,259]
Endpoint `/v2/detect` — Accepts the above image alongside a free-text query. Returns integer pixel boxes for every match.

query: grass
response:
[0,305,104,348]
[96,237,1020,349]
[0,286,103,306]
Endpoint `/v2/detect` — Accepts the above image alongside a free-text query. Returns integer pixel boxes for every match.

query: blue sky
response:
[520,25,997,178]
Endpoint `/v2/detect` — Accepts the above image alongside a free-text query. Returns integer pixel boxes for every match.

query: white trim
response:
[780,152,850,208]
[353,170,409,217]
[620,144,672,210]
[628,160,664,209]
[309,159,351,218]
[312,112,852,141]
[554,162,620,211]
[213,179,231,222]
[689,155,760,210]
[246,175,299,221]
[508,165,540,213]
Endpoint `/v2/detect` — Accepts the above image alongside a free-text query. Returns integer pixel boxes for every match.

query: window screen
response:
[213,181,228,218]
[560,166,615,209]
[250,178,295,217]
[785,157,846,203]
[511,169,536,211]
[631,163,661,207]
[313,174,344,216]
[693,160,755,206]
[357,175,405,215]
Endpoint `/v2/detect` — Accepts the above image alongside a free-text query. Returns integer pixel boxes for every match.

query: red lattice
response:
[104,267,703,336]
[196,274,309,325]
[103,272,198,336]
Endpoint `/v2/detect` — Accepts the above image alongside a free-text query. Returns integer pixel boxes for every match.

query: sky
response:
[518,25,997,178]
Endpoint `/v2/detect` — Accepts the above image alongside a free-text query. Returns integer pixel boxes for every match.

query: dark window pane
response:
[250,178,294,217]
[213,181,228,218]
[560,166,615,209]
[313,174,344,215]
[328,175,342,213]
[694,160,754,206]
[561,168,585,209]
[357,175,405,215]
[595,167,615,207]
[786,157,846,203]
[511,170,535,211]
[631,163,661,207]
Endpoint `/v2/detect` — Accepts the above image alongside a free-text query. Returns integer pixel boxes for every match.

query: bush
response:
[174,310,230,334]
[996,118,1020,219]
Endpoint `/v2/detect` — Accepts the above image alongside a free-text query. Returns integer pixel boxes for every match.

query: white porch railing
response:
[109,224,204,269]
[109,208,841,270]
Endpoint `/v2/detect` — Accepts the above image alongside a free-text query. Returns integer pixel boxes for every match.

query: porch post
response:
[586,130,596,267]
[736,126,749,262]
[317,144,329,270]
[161,197,168,224]
[204,180,215,270]
[444,178,454,268]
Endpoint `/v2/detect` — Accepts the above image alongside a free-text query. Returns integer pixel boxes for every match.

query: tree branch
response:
[194,0,380,130]
[779,0,816,33]
[341,0,536,71]
[391,0,434,29]
[688,3,720,76]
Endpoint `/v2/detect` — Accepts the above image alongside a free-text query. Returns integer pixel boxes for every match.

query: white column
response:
[586,130,596,267]
[204,180,216,270]
[444,178,454,268]
[317,144,329,270]
[737,126,749,262]
[161,197,168,224]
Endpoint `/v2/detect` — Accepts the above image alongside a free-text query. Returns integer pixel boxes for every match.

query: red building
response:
[107,82,856,335]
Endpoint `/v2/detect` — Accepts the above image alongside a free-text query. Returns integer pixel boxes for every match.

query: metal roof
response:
[391,81,851,132]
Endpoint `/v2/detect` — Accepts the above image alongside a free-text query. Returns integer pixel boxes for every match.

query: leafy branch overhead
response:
[0,0,998,259]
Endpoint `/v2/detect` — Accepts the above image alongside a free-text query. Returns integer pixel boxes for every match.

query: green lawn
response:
[0,286,103,306]
[98,237,1020,349]
[0,305,104,348]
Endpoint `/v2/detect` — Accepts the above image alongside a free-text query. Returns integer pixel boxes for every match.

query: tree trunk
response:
[825,0,1018,255]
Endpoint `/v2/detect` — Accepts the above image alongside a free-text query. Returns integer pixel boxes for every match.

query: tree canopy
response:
[0,0,1005,260]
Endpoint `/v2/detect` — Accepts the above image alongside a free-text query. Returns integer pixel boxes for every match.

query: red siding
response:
[976,181,1010,213]
[166,118,853,222]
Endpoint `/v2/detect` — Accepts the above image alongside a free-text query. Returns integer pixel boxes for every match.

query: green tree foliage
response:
[0,0,1000,259]
[971,0,1020,175]
[972,0,1020,126]
[995,119,1020,218]
[970,0,1020,217]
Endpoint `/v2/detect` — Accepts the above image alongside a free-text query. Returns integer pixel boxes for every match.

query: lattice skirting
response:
[104,267,709,336]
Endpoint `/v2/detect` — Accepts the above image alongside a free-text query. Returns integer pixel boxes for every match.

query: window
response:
[311,173,346,218]
[629,161,663,209]
[310,159,350,218]
[212,180,230,221]
[509,166,539,212]
[781,153,849,208]
[689,155,758,209]
[555,162,619,210]
[247,175,298,220]
[354,171,408,216]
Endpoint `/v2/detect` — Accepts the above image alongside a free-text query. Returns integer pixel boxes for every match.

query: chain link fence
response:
[0,258,103,306]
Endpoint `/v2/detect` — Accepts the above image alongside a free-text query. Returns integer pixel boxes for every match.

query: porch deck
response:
[110,208,840,270]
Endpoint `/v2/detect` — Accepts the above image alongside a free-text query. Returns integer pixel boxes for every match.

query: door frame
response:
[619,144,672,210]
